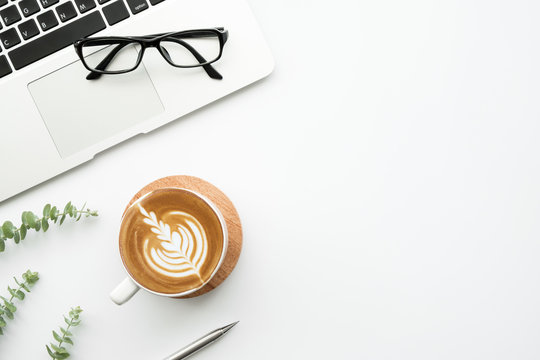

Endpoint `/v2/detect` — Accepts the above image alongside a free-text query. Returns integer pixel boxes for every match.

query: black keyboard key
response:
[0,28,20,49]
[149,0,165,5]
[125,0,148,14]
[9,11,106,70]
[56,2,77,22]
[18,19,39,40]
[102,0,128,26]
[39,0,59,9]
[37,10,58,31]
[74,0,96,13]
[19,0,40,17]
[0,5,21,26]
[98,0,111,4]
[0,0,7,8]
[0,55,12,78]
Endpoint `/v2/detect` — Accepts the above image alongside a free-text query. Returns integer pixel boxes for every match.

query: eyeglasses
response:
[73,28,228,80]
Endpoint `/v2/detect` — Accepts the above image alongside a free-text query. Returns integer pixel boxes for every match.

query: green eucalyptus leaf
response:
[0,227,5,239]
[2,221,15,239]
[4,308,13,320]
[42,218,49,232]
[0,326,3,335]
[13,231,20,244]
[34,218,41,231]
[15,290,25,300]
[4,301,16,313]
[50,206,58,222]
[46,345,55,358]
[59,214,67,225]
[43,204,51,217]
[21,211,29,226]
[63,337,73,345]
[53,330,63,343]
[64,202,72,215]
[0,316,6,327]
[0,239,5,252]
[24,270,39,284]
[20,225,27,240]
[69,307,81,317]
[26,212,37,228]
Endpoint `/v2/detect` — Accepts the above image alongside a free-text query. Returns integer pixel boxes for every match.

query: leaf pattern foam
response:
[138,204,208,282]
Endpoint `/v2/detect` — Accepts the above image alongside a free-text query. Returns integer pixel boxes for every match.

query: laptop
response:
[0,0,273,202]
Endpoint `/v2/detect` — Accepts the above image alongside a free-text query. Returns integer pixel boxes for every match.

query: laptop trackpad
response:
[28,49,164,158]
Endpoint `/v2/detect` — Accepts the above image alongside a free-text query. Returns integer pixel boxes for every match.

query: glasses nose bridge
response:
[139,39,174,63]
[139,36,163,49]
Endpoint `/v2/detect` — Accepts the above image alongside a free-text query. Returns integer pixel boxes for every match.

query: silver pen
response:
[162,321,239,360]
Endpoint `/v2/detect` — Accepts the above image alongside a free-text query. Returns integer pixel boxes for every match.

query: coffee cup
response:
[110,187,228,305]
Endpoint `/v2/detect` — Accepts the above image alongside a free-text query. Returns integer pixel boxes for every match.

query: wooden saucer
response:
[124,175,242,298]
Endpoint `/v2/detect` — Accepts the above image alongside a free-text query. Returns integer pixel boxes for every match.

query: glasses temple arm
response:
[86,42,130,80]
[166,29,228,43]
[161,38,222,80]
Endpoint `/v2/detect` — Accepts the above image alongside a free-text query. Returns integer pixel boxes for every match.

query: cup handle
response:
[110,277,140,305]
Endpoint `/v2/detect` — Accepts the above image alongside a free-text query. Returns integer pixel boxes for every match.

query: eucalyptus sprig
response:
[0,270,39,335]
[0,202,98,252]
[46,306,83,360]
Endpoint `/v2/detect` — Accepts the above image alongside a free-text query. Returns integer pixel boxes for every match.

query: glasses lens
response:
[81,39,142,73]
[159,31,220,67]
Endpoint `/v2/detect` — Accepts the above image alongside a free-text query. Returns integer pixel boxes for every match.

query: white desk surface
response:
[2,1,540,359]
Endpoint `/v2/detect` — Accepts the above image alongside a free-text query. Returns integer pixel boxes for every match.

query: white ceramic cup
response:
[110,188,228,305]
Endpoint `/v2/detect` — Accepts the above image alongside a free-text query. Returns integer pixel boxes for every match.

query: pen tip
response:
[221,321,239,333]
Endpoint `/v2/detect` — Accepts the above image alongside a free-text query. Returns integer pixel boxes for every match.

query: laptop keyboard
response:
[0,0,165,79]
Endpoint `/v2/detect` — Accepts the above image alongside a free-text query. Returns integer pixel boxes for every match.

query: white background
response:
[2,0,540,358]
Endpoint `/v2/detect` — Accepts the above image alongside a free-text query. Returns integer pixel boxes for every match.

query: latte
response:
[119,188,226,295]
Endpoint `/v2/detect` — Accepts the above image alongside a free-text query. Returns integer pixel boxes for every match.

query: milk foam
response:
[139,204,208,281]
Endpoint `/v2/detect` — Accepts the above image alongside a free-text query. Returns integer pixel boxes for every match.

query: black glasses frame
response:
[73,27,229,80]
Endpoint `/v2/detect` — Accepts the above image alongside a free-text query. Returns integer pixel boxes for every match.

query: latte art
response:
[139,205,208,283]
[119,188,226,295]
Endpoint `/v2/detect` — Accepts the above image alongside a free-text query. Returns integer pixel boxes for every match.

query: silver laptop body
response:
[0,0,273,201]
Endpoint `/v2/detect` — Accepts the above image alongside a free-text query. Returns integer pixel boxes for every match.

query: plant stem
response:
[1,280,29,312]
[57,322,72,349]
[8,282,26,303]
[15,210,95,232]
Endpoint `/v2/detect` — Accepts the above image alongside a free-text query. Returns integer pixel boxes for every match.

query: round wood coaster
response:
[124,175,242,298]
